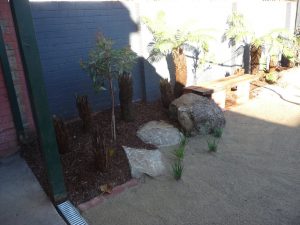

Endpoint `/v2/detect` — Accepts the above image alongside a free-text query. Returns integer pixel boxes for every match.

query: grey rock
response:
[123,146,166,178]
[137,121,183,147]
[169,93,225,135]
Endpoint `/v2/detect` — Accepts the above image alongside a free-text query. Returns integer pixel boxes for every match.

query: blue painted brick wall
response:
[30,1,151,119]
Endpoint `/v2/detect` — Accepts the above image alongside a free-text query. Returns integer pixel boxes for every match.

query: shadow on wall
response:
[30,1,163,118]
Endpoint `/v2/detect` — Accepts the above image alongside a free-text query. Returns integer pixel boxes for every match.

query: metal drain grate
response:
[57,200,88,225]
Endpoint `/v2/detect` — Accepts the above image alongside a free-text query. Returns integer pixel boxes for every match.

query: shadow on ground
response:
[83,90,300,225]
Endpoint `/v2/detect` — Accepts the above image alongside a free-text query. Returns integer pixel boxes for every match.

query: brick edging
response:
[77,179,139,212]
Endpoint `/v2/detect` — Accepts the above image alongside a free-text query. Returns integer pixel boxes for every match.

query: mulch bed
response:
[22,101,175,205]
[21,68,290,205]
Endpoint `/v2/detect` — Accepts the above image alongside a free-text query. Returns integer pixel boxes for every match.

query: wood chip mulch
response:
[22,101,176,205]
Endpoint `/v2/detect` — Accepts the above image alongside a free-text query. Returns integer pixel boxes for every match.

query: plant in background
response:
[118,72,134,122]
[172,160,183,180]
[255,29,295,71]
[224,12,294,74]
[80,33,137,141]
[53,115,69,154]
[75,95,92,131]
[265,72,278,84]
[143,11,213,98]
[159,78,174,108]
[223,12,256,74]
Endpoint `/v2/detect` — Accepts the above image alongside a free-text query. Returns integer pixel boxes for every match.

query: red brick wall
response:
[0,0,34,157]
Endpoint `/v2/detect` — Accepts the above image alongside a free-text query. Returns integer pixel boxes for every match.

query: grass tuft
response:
[207,138,218,152]
[173,145,185,160]
[172,160,184,180]
[213,127,223,138]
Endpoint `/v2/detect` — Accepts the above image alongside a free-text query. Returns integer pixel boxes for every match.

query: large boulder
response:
[137,121,183,147]
[123,146,166,178]
[169,93,225,135]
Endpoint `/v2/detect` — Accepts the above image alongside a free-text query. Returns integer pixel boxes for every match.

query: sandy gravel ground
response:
[83,69,300,225]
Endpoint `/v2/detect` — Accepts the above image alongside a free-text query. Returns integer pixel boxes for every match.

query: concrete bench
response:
[184,74,259,108]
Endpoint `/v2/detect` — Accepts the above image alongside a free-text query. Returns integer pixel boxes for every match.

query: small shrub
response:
[265,72,278,84]
[160,78,174,108]
[75,95,92,131]
[213,127,223,138]
[207,138,218,152]
[80,33,137,141]
[53,115,69,154]
[172,160,183,180]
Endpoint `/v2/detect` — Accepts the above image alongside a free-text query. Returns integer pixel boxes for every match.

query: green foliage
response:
[172,160,183,180]
[207,138,218,152]
[180,135,187,147]
[80,33,137,92]
[265,72,278,84]
[142,11,213,64]
[173,136,187,160]
[80,33,137,141]
[223,12,253,46]
[212,127,223,138]
[173,145,185,160]
[172,136,187,180]
[257,29,295,57]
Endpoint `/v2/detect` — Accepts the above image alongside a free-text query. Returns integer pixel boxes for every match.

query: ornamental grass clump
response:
[173,144,185,160]
[172,136,187,180]
[207,138,218,152]
[172,160,184,180]
[213,127,223,138]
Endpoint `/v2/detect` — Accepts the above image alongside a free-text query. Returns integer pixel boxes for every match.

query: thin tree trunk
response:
[172,47,187,98]
[109,78,116,142]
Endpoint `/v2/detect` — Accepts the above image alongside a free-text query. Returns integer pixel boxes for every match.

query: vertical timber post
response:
[10,0,67,202]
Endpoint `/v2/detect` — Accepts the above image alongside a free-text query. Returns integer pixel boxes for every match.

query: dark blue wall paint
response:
[30,1,152,118]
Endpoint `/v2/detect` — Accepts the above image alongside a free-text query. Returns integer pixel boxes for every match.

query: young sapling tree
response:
[80,34,137,141]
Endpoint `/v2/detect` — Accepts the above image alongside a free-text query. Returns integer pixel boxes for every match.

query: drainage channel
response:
[57,200,89,225]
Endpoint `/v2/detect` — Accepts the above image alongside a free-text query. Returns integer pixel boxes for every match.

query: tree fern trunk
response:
[118,72,134,122]
[172,47,187,98]
[250,44,262,74]
[109,78,116,142]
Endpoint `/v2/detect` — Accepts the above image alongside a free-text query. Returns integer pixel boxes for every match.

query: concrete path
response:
[0,154,66,225]
[83,82,300,224]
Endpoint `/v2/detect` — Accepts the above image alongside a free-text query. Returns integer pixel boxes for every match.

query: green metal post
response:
[0,27,24,139]
[10,0,67,202]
